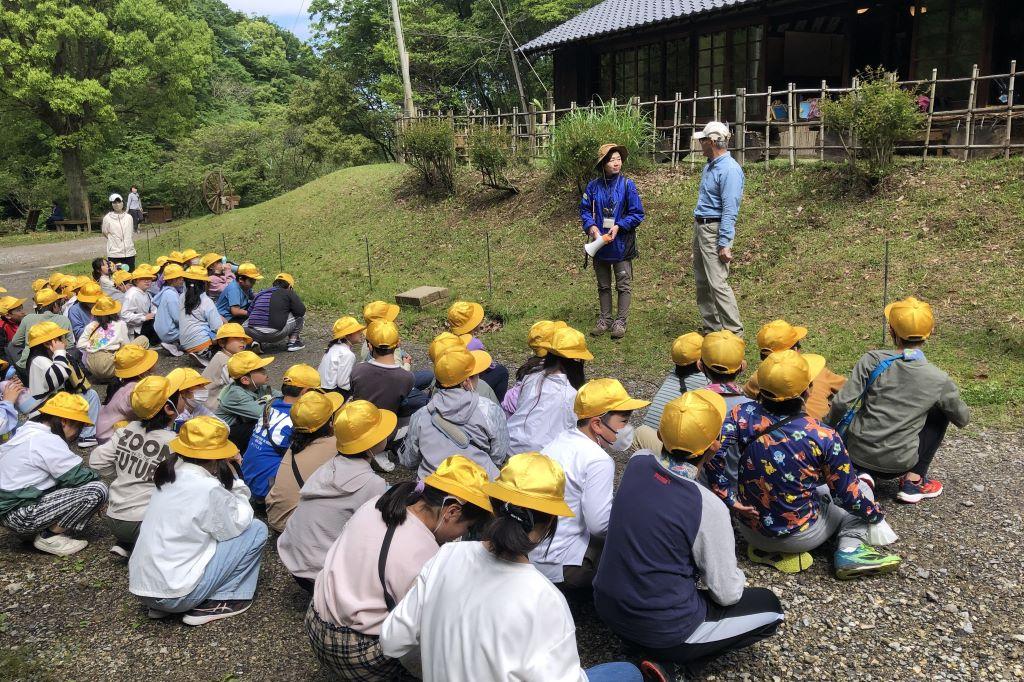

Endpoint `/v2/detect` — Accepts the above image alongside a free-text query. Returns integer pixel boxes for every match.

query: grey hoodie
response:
[399,387,510,480]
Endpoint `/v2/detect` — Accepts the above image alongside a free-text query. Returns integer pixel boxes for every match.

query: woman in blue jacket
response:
[580,143,645,340]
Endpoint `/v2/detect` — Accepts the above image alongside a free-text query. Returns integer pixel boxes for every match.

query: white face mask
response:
[597,419,634,452]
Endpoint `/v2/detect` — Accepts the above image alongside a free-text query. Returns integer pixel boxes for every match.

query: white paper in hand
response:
[867,519,899,546]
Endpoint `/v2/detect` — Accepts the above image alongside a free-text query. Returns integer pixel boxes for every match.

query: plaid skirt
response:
[304,604,414,682]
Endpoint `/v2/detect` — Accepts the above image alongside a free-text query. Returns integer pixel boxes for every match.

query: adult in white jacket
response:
[128,416,268,626]
[101,193,136,270]
[380,453,647,682]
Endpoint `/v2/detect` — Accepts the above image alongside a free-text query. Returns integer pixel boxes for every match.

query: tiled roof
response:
[520,0,757,54]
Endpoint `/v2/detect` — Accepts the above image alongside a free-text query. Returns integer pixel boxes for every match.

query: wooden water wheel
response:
[202,171,238,214]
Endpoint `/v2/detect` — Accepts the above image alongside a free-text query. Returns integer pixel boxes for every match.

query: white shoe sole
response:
[33,536,88,556]
[896,488,942,504]
[182,601,251,626]
[109,544,130,558]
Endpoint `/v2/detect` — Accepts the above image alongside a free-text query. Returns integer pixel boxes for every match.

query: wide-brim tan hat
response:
[596,143,628,170]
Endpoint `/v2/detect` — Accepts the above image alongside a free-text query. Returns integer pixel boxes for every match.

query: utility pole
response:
[390,0,415,117]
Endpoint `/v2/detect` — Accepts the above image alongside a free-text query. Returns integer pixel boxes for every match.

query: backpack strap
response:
[289,451,305,489]
[429,410,471,449]
[835,353,903,437]
[378,524,398,611]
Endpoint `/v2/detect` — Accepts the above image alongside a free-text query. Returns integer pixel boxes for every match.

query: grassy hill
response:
[136,158,1024,425]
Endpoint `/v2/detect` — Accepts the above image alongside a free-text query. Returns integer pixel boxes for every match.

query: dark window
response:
[698,26,763,118]
[666,37,693,96]
[911,0,986,105]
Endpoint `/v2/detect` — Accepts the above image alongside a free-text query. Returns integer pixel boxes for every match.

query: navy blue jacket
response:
[579,174,645,263]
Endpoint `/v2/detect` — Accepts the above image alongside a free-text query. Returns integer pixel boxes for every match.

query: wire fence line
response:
[396,62,1024,168]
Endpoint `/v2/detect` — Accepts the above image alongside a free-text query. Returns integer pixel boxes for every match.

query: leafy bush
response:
[401,119,456,195]
[467,127,521,193]
[549,102,654,193]
[820,67,924,189]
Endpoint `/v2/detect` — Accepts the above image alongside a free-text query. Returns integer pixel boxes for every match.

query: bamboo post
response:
[765,86,773,168]
[651,95,659,161]
[922,68,938,162]
[735,88,746,165]
[1005,60,1017,159]
[671,92,681,166]
[690,91,698,169]
[881,239,890,346]
[965,64,979,161]
[512,107,519,155]
[820,80,827,162]
[713,89,720,121]
[788,82,796,168]
[527,103,537,159]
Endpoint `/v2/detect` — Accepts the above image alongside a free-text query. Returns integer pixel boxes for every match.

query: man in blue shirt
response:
[692,121,744,336]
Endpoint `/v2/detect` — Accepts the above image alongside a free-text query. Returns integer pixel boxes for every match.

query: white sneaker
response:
[373,451,395,472]
[33,533,88,556]
[109,543,131,558]
[160,342,183,357]
[188,351,210,368]
[76,437,98,449]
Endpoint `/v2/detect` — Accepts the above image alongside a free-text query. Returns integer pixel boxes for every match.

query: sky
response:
[223,0,314,41]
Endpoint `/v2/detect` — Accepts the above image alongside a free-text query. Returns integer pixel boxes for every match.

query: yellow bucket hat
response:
[130,264,158,281]
[701,330,746,374]
[434,347,492,388]
[34,288,62,308]
[658,390,727,458]
[31,278,48,292]
[363,300,400,323]
[39,392,93,425]
[424,455,494,512]
[756,319,808,353]
[671,332,704,366]
[885,296,934,341]
[447,301,485,335]
[47,272,65,289]
[131,375,180,420]
[183,266,210,281]
[334,400,397,455]
[215,322,253,345]
[756,350,826,401]
[428,332,466,364]
[275,272,295,287]
[167,250,186,264]
[332,316,366,340]
[573,378,650,420]
[28,320,67,347]
[365,320,400,349]
[227,350,275,379]
[549,327,594,361]
[181,248,200,262]
[291,391,345,433]
[155,256,169,268]
[236,263,263,281]
[166,367,211,392]
[58,275,80,295]
[283,363,322,389]
[91,296,122,317]
[527,320,568,357]
[114,344,159,379]
[485,452,575,518]
[162,264,186,281]
[112,270,132,286]
[201,252,223,269]
[170,416,239,460]
[0,296,27,314]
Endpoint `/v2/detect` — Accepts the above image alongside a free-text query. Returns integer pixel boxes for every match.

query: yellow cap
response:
[227,350,275,378]
[485,453,575,517]
[447,301,485,335]
[434,348,492,388]
[215,322,253,345]
[47,272,64,289]
[671,332,704,366]
[113,345,159,379]
[58,275,80,295]
[113,270,132,286]
[365,320,400,349]
[38,392,93,425]
[701,330,746,374]
[31,278,48,292]
[131,375,179,420]
[549,327,594,361]
[183,265,210,281]
[274,272,295,287]
[283,363,322,389]
[424,455,494,512]
[155,256,169,268]
[28,321,67,347]
[181,248,200,261]
[334,400,397,455]
[34,288,62,308]
[658,390,727,458]
[170,416,239,460]
[755,350,827,401]
[167,250,186,264]
[200,252,223,269]
[0,296,27,314]
[237,263,263,281]
[363,300,400,323]
[291,391,345,433]
[166,367,211,392]
[162,263,186,281]
[130,264,158,281]
[428,332,465,364]
[573,378,650,419]
[756,320,808,353]
[332,316,366,340]
[885,296,934,341]
[527,320,568,357]
[91,296,122,317]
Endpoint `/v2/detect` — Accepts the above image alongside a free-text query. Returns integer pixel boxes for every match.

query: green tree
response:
[0,0,214,218]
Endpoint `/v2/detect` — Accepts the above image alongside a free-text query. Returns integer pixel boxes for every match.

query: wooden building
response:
[521,0,1023,117]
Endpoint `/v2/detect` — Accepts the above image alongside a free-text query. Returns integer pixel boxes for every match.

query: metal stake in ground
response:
[146,229,152,262]
[278,234,283,272]
[222,234,227,262]
[177,229,181,251]
[365,236,373,290]
[881,239,890,346]
[486,229,493,298]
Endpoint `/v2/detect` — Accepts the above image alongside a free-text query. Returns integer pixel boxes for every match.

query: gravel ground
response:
[0,272,1022,680]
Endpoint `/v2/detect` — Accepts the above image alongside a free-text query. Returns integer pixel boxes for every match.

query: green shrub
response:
[549,102,654,193]
[401,119,456,195]
[467,127,521,193]
[820,67,924,189]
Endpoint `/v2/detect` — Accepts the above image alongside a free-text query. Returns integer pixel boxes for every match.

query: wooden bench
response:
[52,219,93,233]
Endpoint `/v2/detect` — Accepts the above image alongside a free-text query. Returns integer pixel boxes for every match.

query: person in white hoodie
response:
[101,193,136,271]
[121,264,158,346]
[128,416,268,626]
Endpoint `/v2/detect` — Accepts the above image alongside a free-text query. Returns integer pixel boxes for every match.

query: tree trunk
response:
[61,147,89,221]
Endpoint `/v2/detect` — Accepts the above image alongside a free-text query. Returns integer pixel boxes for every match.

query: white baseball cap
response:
[109,193,123,203]
[693,121,731,141]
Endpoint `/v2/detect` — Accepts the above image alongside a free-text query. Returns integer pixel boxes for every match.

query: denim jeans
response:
[140,520,268,614]
[585,662,642,681]
[80,388,100,440]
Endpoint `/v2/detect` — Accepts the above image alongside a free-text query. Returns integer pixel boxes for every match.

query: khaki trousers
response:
[692,220,743,335]
[633,424,663,453]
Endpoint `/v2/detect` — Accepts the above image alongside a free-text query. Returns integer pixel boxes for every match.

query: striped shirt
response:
[642,371,710,429]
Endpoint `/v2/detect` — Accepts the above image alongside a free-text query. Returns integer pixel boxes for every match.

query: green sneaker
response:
[747,545,814,574]
[834,542,902,580]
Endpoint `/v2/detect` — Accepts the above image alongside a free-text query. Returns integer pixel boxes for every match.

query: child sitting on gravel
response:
[215,351,276,453]
[446,301,509,402]
[500,320,566,416]
[634,332,709,452]
[318,316,365,398]
[201,323,251,411]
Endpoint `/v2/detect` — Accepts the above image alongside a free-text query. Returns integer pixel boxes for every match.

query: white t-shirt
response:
[380,542,588,682]
[506,372,577,453]
[0,421,82,492]
[318,343,357,391]
[529,428,614,583]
